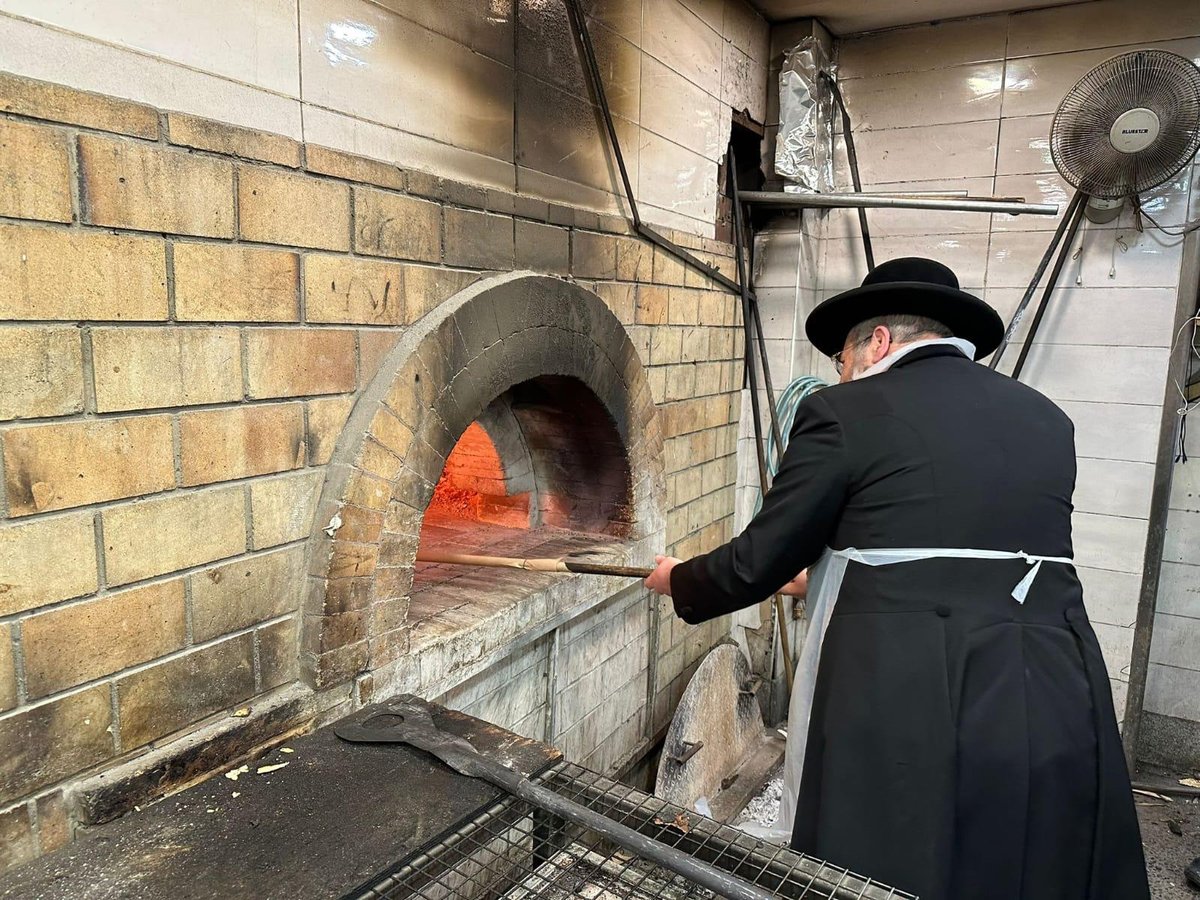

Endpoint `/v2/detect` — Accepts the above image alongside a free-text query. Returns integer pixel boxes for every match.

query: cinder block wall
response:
[0,73,746,870]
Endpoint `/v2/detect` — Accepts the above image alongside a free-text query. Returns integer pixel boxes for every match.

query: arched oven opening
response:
[410,375,634,627]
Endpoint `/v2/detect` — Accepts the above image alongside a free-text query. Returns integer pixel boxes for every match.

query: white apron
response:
[742,545,1073,844]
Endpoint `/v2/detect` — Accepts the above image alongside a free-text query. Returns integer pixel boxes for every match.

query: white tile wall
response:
[1077,566,1141,628]
[1001,38,1200,119]
[640,55,724,160]
[1074,458,1156,519]
[1072,512,1149,576]
[0,0,302,95]
[642,0,723,95]
[1157,561,1200,619]
[0,12,304,138]
[0,0,770,235]
[837,17,1008,80]
[995,114,1055,176]
[840,63,1004,132]
[1019,344,1170,406]
[1146,662,1200,721]
[1057,400,1162,464]
[1005,0,1200,58]
[984,288,1178,347]
[832,120,1000,184]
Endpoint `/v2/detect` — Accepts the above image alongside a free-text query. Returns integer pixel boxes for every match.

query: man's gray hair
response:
[846,314,952,346]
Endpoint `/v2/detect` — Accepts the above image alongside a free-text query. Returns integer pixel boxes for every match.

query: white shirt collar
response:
[852,337,976,381]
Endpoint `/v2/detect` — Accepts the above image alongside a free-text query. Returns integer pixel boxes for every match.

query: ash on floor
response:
[1138,789,1200,899]
[734,774,783,829]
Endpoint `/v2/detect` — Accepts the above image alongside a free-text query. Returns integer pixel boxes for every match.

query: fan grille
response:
[1051,49,1200,199]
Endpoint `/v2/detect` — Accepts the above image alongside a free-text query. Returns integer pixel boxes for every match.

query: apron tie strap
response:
[1012,554,1043,604]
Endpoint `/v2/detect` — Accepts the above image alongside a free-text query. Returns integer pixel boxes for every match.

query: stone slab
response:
[0,697,559,900]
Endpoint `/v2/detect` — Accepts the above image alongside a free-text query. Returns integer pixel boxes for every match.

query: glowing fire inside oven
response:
[426,421,531,529]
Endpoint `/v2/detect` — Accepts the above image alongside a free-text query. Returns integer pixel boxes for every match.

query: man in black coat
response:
[644,258,1149,900]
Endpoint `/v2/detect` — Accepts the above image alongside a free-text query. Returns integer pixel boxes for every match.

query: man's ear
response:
[872,325,891,363]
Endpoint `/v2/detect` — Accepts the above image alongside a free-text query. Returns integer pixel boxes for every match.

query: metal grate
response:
[344,760,916,900]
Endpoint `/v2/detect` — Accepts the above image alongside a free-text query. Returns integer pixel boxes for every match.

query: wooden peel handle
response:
[563,561,656,578]
[415,550,652,579]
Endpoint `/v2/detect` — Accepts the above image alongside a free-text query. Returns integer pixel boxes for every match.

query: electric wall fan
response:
[992,49,1200,375]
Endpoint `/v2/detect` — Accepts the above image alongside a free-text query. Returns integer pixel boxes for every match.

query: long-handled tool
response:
[416,549,654,580]
[336,700,778,900]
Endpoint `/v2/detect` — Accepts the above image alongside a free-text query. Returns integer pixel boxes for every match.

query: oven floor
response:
[410,516,626,645]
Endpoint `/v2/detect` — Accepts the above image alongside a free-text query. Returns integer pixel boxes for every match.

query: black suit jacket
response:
[671,344,1076,619]
[669,345,1148,900]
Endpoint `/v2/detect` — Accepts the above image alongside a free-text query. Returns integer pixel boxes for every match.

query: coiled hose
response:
[754,375,828,514]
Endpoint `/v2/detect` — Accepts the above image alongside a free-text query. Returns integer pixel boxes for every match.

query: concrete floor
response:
[1138,790,1200,899]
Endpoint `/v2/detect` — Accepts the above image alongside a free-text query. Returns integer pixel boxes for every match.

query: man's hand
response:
[644,555,680,596]
[779,569,809,598]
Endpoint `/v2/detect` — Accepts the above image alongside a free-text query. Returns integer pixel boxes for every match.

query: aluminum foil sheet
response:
[775,37,835,193]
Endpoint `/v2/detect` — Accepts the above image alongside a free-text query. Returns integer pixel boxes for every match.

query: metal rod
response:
[339,702,779,900]
[563,0,639,230]
[1131,779,1200,799]
[512,777,778,900]
[739,190,1061,216]
[750,300,785,450]
[731,147,784,452]
[1122,230,1200,769]
[991,189,1086,370]
[822,73,874,269]
[1010,196,1088,380]
[730,145,795,692]
[563,0,743,298]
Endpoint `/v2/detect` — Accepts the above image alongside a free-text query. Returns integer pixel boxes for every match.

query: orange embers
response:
[426,422,530,527]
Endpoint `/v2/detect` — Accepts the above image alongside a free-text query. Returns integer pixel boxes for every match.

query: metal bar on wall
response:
[740,191,1061,216]
[730,145,794,692]
[1122,230,1200,770]
[561,0,741,297]
[822,72,875,270]
[1009,196,1088,380]
[991,190,1086,371]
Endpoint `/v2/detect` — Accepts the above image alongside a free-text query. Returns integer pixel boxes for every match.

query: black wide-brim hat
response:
[806,257,1003,361]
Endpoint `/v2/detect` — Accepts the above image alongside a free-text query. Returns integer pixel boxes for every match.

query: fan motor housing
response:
[1110,107,1161,153]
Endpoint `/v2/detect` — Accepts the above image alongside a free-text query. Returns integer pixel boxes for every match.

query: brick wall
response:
[0,72,745,871]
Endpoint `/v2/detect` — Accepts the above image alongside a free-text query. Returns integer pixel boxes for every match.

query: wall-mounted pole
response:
[740,191,1061,216]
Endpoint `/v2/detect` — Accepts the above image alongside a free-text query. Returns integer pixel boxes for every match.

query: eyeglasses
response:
[830,336,872,375]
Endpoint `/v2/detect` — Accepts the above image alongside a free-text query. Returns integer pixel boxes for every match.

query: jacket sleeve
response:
[669,392,849,624]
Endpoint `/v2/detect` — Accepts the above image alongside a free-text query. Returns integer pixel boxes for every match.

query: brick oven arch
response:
[302,273,665,691]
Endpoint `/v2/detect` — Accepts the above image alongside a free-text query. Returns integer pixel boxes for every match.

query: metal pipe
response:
[339,702,779,900]
[512,777,778,900]
[563,0,638,230]
[1010,197,1088,380]
[740,190,1060,216]
[822,73,874,269]
[1131,779,1200,799]
[730,146,795,692]
[730,147,784,452]
[991,190,1086,370]
[563,0,744,298]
